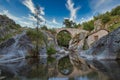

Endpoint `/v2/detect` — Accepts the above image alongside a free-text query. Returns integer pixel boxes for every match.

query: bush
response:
[101,14,111,24]
[58,56,73,75]
[83,20,94,31]
[57,31,71,48]
[47,45,56,55]
[108,22,120,31]
[41,25,48,30]
[111,6,120,16]
[26,29,45,45]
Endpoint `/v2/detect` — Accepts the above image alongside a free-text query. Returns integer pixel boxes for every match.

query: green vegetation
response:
[47,57,56,63]
[83,20,94,31]
[26,29,45,46]
[58,56,73,75]
[47,44,56,56]
[111,6,120,16]
[63,18,81,28]
[57,31,71,48]
[0,34,12,43]
[48,28,56,35]
[84,5,120,32]
[0,15,22,43]
[41,25,48,31]
[101,14,111,24]
[109,22,120,31]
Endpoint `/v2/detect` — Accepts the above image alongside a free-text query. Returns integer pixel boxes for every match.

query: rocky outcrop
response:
[0,32,33,63]
[69,32,88,51]
[0,15,21,39]
[80,27,120,60]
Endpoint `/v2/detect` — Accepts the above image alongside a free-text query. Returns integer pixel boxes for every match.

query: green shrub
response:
[83,20,94,31]
[57,31,71,48]
[101,14,111,24]
[0,34,12,43]
[47,57,56,63]
[47,45,56,55]
[108,23,120,32]
[26,29,45,45]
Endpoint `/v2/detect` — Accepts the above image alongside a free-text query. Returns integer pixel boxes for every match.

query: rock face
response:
[80,27,120,60]
[0,32,33,62]
[69,31,88,51]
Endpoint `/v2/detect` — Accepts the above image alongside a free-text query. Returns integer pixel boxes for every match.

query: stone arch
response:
[56,30,72,48]
[57,30,73,38]
[56,29,74,38]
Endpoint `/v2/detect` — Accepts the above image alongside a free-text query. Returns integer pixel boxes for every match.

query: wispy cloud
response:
[80,0,120,24]
[52,18,58,24]
[22,0,45,22]
[22,0,62,28]
[0,10,20,21]
[0,9,35,27]
[22,0,35,14]
[79,16,93,23]
[6,0,10,2]
[66,0,80,21]
[90,0,120,14]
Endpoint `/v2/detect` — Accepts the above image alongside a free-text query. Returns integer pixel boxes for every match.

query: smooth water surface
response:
[0,56,120,80]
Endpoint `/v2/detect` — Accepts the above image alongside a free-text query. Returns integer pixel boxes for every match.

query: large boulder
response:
[80,27,120,60]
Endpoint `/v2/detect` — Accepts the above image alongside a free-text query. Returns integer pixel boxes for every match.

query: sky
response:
[0,0,120,28]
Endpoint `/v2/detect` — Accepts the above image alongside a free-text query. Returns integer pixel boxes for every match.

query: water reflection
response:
[0,56,120,80]
[58,56,73,75]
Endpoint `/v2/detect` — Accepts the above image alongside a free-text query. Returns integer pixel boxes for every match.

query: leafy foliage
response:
[58,56,73,75]
[26,29,45,45]
[63,19,81,28]
[101,14,111,24]
[108,22,120,31]
[47,44,56,55]
[111,6,120,16]
[41,25,48,30]
[83,20,94,31]
[57,31,71,48]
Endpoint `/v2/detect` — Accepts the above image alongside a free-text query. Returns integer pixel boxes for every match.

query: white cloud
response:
[52,18,58,24]
[90,0,120,14]
[79,16,93,23]
[22,0,63,28]
[66,0,80,21]
[22,0,35,14]
[0,9,35,27]
[0,10,20,21]
[45,19,62,28]
[22,0,45,21]
[79,0,120,24]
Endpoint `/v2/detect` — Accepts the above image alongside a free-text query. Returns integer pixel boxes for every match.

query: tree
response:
[57,31,71,48]
[83,20,94,31]
[111,6,120,16]
[63,19,75,28]
[33,5,44,56]
[41,25,48,30]
[101,14,111,24]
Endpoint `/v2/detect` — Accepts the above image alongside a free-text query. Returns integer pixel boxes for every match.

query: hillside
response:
[82,5,120,32]
[0,15,21,43]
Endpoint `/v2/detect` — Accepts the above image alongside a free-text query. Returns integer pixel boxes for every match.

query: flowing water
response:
[0,55,120,80]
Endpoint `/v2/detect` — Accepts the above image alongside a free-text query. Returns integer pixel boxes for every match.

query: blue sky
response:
[0,0,120,28]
